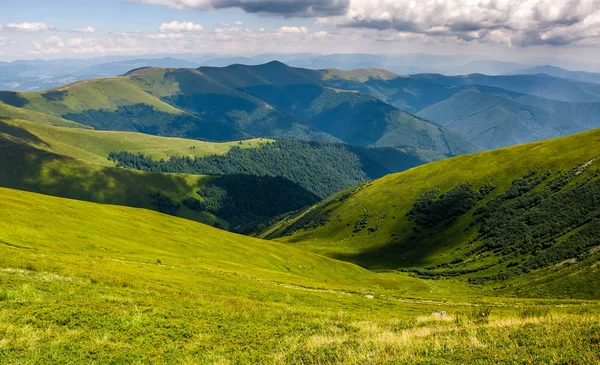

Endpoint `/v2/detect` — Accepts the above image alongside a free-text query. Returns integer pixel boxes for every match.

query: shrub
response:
[469,306,492,324]
[519,307,549,319]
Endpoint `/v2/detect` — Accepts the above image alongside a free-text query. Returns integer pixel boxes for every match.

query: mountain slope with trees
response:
[0,62,479,156]
[263,128,600,299]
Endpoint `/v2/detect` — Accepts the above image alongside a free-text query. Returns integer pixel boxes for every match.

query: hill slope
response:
[0,119,318,232]
[0,62,479,156]
[107,140,442,198]
[3,187,599,363]
[265,129,600,299]
[324,74,600,149]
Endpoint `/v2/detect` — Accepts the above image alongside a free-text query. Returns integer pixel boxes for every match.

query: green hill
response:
[0,62,479,156]
[264,129,600,299]
[107,140,442,198]
[1,186,599,363]
[0,119,318,232]
[1,117,270,165]
[417,89,583,149]
[324,74,600,149]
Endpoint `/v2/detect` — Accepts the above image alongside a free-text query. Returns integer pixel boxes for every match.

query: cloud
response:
[278,26,309,34]
[0,22,55,32]
[73,26,97,33]
[129,0,350,17]
[339,0,600,47]
[148,33,186,39]
[29,36,65,55]
[159,21,204,32]
[0,36,16,47]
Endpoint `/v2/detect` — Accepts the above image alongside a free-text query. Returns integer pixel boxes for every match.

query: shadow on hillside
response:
[0,120,50,148]
[0,134,199,213]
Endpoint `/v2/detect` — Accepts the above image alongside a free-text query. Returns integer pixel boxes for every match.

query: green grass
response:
[2,118,271,165]
[265,129,600,298]
[0,187,599,363]
[0,102,90,129]
[321,68,400,82]
[19,77,181,116]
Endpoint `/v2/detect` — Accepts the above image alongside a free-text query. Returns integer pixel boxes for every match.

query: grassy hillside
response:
[0,120,318,232]
[108,140,443,198]
[417,89,583,149]
[1,187,599,363]
[324,74,600,149]
[0,101,90,129]
[2,117,270,165]
[0,62,479,156]
[264,129,600,299]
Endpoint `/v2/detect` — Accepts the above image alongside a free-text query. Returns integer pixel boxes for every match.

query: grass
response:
[0,187,599,364]
[264,128,600,299]
[268,129,600,258]
[18,77,181,116]
[2,118,271,165]
[0,102,90,129]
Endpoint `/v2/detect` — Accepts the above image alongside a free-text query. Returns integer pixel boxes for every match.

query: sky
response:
[1,0,600,65]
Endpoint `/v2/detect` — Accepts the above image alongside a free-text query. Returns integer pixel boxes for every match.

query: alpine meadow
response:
[2,1,600,364]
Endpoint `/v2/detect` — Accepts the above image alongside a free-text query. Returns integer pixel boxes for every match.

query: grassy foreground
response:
[1,187,599,364]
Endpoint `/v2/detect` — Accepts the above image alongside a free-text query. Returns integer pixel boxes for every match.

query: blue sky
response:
[1,0,599,64]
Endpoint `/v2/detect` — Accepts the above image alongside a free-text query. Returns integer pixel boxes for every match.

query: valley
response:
[1,59,600,364]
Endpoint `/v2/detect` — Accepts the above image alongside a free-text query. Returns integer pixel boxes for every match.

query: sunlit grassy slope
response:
[18,77,181,116]
[2,118,270,165]
[0,118,315,232]
[1,187,599,364]
[0,101,90,129]
[264,129,600,298]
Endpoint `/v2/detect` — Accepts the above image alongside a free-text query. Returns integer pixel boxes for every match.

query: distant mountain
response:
[413,73,600,102]
[75,57,200,78]
[0,61,479,156]
[519,65,600,85]
[324,72,600,149]
[417,89,583,149]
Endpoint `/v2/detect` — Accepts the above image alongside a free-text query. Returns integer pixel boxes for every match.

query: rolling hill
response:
[264,128,600,299]
[0,113,444,231]
[107,140,443,198]
[0,62,479,156]
[3,187,599,363]
[0,118,318,232]
[324,73,600,149]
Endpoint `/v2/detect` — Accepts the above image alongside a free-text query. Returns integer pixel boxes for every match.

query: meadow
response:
[1,187,599,364]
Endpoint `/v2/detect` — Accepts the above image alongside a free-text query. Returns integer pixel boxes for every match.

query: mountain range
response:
[0,62,478,157]
[2,57,600,363]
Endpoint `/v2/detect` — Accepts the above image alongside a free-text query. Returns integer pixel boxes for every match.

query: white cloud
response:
[1,22,55,32]
[0,36,16,47]
[310,31,329,40]
[278,26,309,34]
[147,33,186,39]
[73,26,96,33]
[159,21,204,32]
[45,36,65,48]
[340,0,600,46]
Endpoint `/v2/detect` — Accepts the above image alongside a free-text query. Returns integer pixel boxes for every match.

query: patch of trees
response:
[407,183,496,227]
[181,175,319,233]
[149,192,180,216]
[108,140,421,198]
[401,164,600,284]
[466,166,600,283]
